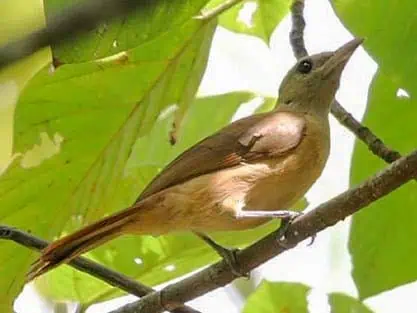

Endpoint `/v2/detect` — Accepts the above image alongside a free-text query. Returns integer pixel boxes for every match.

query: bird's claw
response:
[275,212,317,248]
[307,233,317,246]
[218,246,250,279]
[275,212,302,248]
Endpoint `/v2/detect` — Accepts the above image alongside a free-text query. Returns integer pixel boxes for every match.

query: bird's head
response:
[278,38,363,116]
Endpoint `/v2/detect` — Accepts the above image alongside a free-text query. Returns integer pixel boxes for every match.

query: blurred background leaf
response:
[329,292,375,313]
[348,72,417,300]
[333,0,417,300]
[0,0,50,310]
[242,280,310,313]
[0,0,50,168]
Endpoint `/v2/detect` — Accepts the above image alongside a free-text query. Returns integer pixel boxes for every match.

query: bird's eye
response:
[297,59,313,74]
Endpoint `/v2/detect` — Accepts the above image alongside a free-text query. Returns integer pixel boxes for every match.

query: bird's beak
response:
[323,38,363,77]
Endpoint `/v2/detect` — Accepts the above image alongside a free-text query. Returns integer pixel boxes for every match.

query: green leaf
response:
[329,293,375,313]
[243,280,310,313]
[0,0,50,168]
[255,96,277,113]
[0,1,50,311]
[348,72,417,299]
[333,0,417,299]
[0,18,216,308]
[207,0,291,44]
[291,197,308,212]
[44,0,210,63]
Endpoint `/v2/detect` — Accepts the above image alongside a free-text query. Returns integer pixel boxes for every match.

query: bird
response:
[27,38,362,281]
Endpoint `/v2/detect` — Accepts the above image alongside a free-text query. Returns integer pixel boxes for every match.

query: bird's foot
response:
[215,245,250,279]
[307,233,317,246]
[196,232,249,278]
[275,212,302,248]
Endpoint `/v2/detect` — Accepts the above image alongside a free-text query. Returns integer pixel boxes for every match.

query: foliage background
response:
[0,0,416,312]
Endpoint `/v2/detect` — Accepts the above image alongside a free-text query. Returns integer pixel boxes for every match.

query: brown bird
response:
[28,38,362,281]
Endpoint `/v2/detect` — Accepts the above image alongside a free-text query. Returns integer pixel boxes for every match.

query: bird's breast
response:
[244,114,330,214]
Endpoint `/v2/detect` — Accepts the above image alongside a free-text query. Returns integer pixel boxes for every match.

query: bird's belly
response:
[247,152,323,211]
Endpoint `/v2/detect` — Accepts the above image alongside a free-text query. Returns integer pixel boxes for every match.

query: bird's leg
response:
[274,215,299,248]
[235,209,301,219]
[236,209,302,247]
[194,232,249,278]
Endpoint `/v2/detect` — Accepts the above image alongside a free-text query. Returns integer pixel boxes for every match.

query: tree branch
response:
[0,0,155,69]
[330,102,403,163]
[289,0,308,59]
[106,149,417,313]
[0,226,200,313]
[289,0,404,165]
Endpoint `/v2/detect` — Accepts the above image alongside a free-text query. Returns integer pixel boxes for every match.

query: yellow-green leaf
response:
[0,18,216,308]
[207,0,291,44]
[243,280,310,313]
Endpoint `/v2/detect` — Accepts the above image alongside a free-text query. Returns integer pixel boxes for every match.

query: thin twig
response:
[0,226,200,313]
[0,0,154,69]
[107,149,417,313]
[330,101,403,163]
[289,0,404,165]
[289,0,308,59]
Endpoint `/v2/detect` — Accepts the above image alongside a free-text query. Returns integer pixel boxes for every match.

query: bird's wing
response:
[137,110,306,201]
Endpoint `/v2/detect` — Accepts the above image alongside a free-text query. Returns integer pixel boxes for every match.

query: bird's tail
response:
[27,204,140,281]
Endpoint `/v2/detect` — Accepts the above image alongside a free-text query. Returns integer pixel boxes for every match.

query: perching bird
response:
[28,38,362,281]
